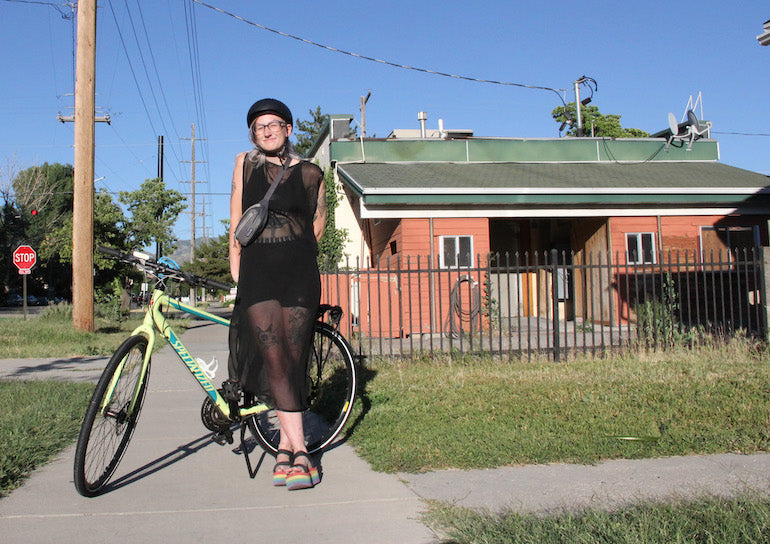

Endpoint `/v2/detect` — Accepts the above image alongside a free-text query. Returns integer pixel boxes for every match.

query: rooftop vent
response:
[387,115,473,140]
[330,116,352,140]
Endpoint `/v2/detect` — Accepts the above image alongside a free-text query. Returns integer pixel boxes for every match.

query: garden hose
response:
[444,275,481,338]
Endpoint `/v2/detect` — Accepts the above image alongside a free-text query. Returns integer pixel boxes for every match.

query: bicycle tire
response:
[73,335,150,497]
[248,322,357,456]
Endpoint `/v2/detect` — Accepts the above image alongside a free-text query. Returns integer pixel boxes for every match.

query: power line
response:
[184,0,211,184]
[122,0,173,134]
[713,131,770,137]
[132,0,183,143]
[192,0,567,106]
[1,0,73,18]
[121,0,186,178]
[106,1,186,182]
[106,3,160,139]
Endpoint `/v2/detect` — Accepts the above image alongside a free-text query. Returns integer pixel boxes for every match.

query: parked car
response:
[5,293,23,306]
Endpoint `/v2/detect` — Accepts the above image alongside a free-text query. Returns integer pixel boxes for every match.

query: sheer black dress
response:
[228,158,323,412]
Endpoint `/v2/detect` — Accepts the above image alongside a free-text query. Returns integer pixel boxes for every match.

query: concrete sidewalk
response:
[400,453,770,515]
[1,317,769,543]
[0,318,435,544]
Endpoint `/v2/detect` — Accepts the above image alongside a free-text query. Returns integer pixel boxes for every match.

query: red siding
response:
[326,217,492,337]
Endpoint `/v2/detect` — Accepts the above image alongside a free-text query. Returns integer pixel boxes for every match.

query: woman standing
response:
[228,98,326,490]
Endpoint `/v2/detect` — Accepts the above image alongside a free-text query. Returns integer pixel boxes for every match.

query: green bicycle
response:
[73,246,357,497]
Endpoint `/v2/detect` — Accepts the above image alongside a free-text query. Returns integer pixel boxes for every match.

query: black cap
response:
[246,98,293,128]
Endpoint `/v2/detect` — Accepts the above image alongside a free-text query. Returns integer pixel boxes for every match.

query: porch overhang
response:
[336,161,770,219]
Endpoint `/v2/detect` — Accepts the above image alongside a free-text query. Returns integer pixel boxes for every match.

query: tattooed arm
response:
[229,153,245,283]
[313,173,327,242]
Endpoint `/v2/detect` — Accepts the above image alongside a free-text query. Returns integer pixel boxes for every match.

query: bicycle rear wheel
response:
[73,334,150,497]
[248,322,357,455]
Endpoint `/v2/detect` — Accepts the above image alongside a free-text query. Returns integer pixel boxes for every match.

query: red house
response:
[309,115,770,336]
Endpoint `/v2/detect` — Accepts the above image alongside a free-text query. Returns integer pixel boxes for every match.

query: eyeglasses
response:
[252,121,287,134]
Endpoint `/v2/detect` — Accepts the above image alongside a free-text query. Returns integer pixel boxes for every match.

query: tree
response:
[13,162,73,227]
[2,162,75,298]
[119,178,186,251]
[293,106,329,156]
[0,201,26,294]
[182,232,231,290]
[42,188,133,297]
[552,103,649,138]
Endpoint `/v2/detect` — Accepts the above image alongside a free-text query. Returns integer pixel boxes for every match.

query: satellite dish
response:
[668,112,679,135]
[665,111,693,151]
[665,108,710,151]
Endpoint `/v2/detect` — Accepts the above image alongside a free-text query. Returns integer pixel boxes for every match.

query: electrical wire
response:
[1,0,72,18]
[599,138,667,165]
[183,0,211,185]
[132,0,183,143]
[192,0,568,108]
[122,0,175,136]
[106,2,162,144]
[117,0,185,181]
[713,131,770,137]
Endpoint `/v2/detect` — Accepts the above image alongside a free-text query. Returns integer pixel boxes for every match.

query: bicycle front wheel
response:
[73,334,150,497]
[249,322,357,455]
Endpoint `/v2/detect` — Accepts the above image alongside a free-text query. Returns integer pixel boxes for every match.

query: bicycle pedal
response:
[221,379,242,403]
[213,429,234,445]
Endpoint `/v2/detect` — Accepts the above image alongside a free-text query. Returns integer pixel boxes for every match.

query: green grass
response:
[347,338,770,472]
[0,305,191,495]
[0,380,93,497]
[424,495,770,544]
[0,307,190,358]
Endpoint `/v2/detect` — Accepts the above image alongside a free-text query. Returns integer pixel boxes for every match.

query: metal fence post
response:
[551,249,561,361]
[760,247,770,342]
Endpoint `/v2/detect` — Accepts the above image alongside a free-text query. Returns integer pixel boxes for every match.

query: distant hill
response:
[156,237,220,266]
[163,240,196,266]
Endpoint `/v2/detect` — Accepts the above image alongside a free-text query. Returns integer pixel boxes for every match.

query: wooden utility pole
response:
[360,90,371,138]
[72,0,96,332]
[156,135,164,261]
[181,124,206,306]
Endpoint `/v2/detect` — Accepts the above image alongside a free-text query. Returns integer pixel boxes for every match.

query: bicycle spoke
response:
[250,321,356,455]
[74,335,149,496]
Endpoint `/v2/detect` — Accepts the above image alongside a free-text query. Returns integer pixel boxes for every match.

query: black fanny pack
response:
[234,159,291,246]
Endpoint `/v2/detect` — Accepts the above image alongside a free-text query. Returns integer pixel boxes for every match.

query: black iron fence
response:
[320,248,767,361]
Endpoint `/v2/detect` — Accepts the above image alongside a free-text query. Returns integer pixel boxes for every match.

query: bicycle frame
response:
[102,289,267,424]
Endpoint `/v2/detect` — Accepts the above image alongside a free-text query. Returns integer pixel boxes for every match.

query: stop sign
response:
[13,245,36,274]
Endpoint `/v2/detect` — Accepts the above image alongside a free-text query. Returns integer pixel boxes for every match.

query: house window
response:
[440,235,473,268]
[626,232,656,264]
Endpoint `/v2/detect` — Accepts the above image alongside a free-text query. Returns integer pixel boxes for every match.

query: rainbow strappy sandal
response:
[272,449,294,487]
[286,452,321,491]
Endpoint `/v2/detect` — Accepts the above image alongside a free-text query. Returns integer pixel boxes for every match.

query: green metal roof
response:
[337,161,770,213]
[330,137,721,163]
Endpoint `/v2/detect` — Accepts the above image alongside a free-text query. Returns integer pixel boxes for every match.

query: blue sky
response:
[2,1,769,242]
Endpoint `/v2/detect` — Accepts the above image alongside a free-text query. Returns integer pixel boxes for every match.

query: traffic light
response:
[31,209,37,216]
